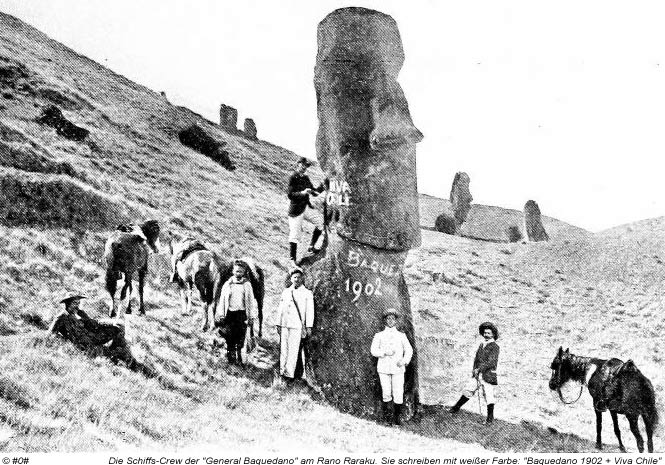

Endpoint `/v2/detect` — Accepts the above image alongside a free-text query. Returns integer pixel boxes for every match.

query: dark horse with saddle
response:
[549,347,658,453]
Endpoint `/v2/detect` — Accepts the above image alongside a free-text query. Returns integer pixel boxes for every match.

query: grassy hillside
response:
[410,227,665,451]
[0,11,661,453]
[420,193,590,242]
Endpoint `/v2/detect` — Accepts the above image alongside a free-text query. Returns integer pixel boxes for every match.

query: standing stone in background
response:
[449,171,472,234]
[301,7,423,422]
[524,200,549,242]
[244,118,257,139]
[219,104,238,130]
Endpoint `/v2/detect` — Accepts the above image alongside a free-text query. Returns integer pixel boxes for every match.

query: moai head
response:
[314,7,423,251]
[524,200,542,218]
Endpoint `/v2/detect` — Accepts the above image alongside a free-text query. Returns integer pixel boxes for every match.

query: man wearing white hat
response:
[371,308,413,425]
[49,291,134,367]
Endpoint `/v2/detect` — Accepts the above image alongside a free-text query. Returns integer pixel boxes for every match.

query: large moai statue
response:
[219,104,238,130]
[449,171,473,234]
[524,200,549,242]
[244,118,257,139]
[301,7,423,421]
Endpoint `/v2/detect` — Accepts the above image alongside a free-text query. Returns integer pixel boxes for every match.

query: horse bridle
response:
[555,361,584,405]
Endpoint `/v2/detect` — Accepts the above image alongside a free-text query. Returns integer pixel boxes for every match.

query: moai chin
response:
[302,7,423,421]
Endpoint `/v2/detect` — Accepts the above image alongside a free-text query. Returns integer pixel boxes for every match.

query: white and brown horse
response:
[169,235,222,332]
[169,235,265,335]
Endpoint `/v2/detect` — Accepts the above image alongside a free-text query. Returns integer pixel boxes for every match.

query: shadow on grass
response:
[405,404,611,453]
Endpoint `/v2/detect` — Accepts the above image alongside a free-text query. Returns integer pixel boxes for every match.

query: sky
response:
[2,0,665,232]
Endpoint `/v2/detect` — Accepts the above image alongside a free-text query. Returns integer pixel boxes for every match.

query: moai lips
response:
[302,7,422,421]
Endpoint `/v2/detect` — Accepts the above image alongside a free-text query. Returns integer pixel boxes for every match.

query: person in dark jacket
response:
[449,321,500,424]
[49,292,135,367]
[287,157,325,266]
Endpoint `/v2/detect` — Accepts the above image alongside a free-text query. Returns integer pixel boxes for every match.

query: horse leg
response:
[120,274,132,315]
[644,414,655,453]
[179,287,188,314]
[138,266,147,315]
[627,414,644,453]
[106,269,118,318]
[186,283,194,315]
[610,411,626,452]
[595,410,603,450]
[202,302,210,332]
[258,303,263,338]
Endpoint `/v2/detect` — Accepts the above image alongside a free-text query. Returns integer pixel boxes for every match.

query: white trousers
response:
[279,326,303,378]
[378,372,405,404]
[462,377,496,404]
[288,208,324,243]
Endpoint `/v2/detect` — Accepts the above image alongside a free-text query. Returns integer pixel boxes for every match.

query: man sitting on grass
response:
[49,291,135,368]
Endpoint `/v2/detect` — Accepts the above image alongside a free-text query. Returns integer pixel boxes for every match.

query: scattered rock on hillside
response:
[524,200,549,242]
[36,105,89,142]
[0,169,131,230]
[435,212,457,235]
[506,225,523,243]
[0,56,30,90]
[449,171,472,233]
[219,104,238,130]
[178,124,235,171]
[0,123,77,176]
[243,118,257,140]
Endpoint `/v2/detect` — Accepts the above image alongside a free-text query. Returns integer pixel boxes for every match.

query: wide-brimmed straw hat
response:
[59,292,87,304]
[478,321,499,340]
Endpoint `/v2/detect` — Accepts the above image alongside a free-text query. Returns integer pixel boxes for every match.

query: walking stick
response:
[476,376,483,415]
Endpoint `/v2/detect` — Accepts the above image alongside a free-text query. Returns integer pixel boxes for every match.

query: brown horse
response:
[549,347,658,452]
[600,360,659,453]
[104,220,161,317]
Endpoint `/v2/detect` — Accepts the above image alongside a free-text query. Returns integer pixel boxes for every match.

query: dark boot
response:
[382,401,393,425]
[485,403,494,424]
[227,347,237,365]
[236,347,244,367]
[393,403,403,426]
[308,228,323,252]
[289,242,298,263]
[449,395,469,413]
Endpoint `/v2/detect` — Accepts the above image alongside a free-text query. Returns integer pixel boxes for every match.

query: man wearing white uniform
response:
[371,308,413,425]
[276,267,314,380]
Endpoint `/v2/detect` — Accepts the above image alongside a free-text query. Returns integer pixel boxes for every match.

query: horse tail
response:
[194,261,214,305]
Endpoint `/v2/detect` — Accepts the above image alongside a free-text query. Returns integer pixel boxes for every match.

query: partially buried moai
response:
[301,7,423,421]
[524,200,549,242]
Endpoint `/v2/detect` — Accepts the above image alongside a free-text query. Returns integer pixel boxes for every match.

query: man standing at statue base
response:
[371,308,413,426]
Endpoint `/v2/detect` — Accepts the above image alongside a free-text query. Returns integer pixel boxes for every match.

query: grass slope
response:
[420,193,590,242]
[0,11,661,453]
